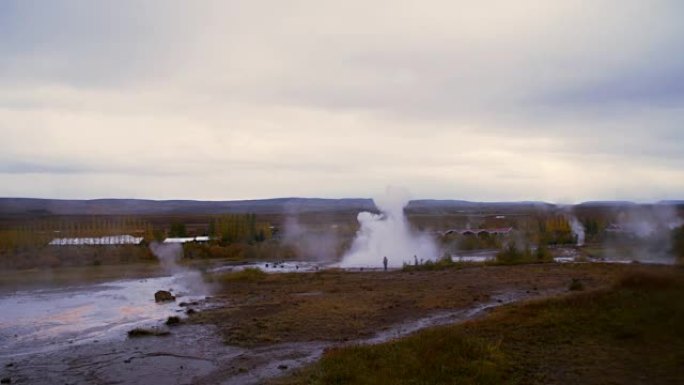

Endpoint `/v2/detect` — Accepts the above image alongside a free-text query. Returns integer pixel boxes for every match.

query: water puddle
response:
[0,271,207,359]
[209,261,324,274]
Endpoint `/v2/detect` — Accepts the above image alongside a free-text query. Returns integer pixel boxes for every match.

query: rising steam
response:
[568,216,585,246]
[339,187,437,268]
[149,242,210,295]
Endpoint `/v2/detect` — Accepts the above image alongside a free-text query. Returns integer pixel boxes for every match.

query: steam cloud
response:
[604,204,683,264]
[339,187,437,268]
[568,216,585,246]
[283,216,340,262]
[150,242,183,272]
[617,205,683,238]
[149,242,210,295]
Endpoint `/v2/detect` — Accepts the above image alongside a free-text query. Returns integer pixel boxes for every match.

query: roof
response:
[443,227,513,236]
[49,235,144,246]
[163,236,210,244]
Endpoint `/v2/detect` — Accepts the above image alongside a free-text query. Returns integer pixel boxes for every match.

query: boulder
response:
[154,290,175,302]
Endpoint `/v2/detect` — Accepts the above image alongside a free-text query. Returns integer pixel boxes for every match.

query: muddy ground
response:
[194,263,639,346]
[0,262,663,385]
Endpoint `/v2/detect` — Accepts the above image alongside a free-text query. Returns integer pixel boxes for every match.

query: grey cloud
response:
[0,160,89,174]
[0,1,192,89]
[1,1,683,200]
[0,159,182,176]
[542,66,684,109]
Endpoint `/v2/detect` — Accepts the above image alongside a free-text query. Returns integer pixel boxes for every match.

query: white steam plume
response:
[568,216,585,246]
[339,187,437,268]
[150,242,184,272]
[149,241,210,295]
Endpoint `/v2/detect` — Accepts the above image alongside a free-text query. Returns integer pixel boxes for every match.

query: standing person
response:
[383,256,388,271]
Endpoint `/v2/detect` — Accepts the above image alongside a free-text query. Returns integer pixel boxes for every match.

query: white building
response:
[49,235,144,246]
[163,236,210,244]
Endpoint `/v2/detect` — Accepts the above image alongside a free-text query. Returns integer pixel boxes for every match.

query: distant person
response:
[414,255,418,266]
[383,256,388,271]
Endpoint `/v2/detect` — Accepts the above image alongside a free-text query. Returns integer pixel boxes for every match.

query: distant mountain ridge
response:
[0,197,679,216]
[0,197,376,216]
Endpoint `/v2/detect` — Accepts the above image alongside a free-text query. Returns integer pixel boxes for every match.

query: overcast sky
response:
[1,1,683,202]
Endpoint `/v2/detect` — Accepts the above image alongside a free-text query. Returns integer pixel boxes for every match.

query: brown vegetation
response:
[275,268,684,385]
[194,263,639,346]
[0,244,157,270]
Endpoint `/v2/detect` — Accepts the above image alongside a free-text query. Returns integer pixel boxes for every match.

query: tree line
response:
[209,214,272,244]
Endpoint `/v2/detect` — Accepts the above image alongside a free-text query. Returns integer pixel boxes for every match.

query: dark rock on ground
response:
[155,290,175,302]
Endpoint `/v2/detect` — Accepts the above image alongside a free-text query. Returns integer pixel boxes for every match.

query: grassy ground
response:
[194,263,643,346]
[273,267,684,385]
[0,244,157,270]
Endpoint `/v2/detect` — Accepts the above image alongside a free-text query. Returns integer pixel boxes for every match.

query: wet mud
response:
[0,286,556,385]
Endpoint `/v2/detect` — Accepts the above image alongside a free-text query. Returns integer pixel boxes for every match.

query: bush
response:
[495,242,530,265]
[402,254,459,272]
[535,243,553,263]
[493,241,553,265]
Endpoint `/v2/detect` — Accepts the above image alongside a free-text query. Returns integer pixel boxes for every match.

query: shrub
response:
[402,254,459,272]
[535,243,553,263]
[494,241,553,265]
[495,241,530,265]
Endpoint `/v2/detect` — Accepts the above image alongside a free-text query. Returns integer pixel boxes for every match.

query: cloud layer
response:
[1,1,683,201]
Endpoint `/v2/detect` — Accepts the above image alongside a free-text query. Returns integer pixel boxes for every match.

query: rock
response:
[166,316,181,326]
[278,364,288,370]
[155,290,175,302]
[1,377,10,384]
[127,327,171,338]
[186,308,196,315]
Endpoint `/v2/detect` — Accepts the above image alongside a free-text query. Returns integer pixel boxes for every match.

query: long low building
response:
[49,235,144,246]
[443,227,513,236]
[163,236,210,244]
